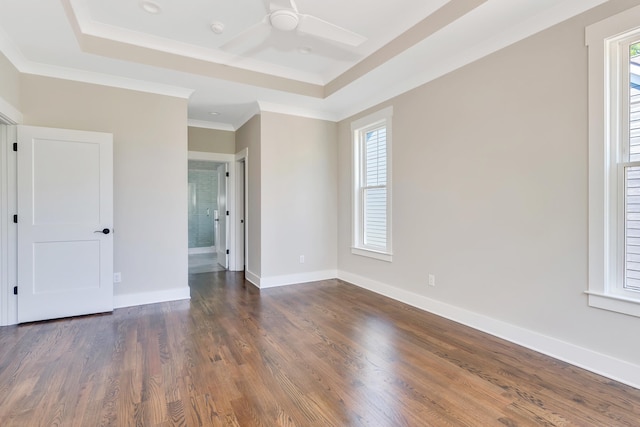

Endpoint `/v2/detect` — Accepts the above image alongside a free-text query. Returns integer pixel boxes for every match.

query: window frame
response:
[351,107,393,262]
[587,5,640,317]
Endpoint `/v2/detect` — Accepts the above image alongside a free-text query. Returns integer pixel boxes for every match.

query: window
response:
[587,6,640,317]
[351,107,392,261]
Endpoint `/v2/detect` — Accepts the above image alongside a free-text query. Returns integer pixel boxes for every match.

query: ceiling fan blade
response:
[220,17,271,51]
[298,15,366,47]
[269,0,297,12]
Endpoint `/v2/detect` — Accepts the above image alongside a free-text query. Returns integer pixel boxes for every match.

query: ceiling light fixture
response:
[140,0,162,14]
[210,22,225,35]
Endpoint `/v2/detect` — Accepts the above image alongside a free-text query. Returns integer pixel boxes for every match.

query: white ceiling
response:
[0,0,607,130]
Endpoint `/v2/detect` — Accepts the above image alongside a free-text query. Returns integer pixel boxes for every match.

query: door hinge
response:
[226,172,229,177]
[12,142,17,152]
[13,286,17,295]
[226,249,229,255]
[226,211,229,216]
[13,214,17,223]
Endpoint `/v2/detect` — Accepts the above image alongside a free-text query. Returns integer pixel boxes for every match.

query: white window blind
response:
[363,127,387,248]
[624,46,640,292]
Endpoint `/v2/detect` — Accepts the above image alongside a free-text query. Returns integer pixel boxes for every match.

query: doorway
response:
[187,149,246,276]
[188,159,227,274]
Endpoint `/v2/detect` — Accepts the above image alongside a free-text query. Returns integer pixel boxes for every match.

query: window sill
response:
[351,247,392,262]
[585,291,640,318]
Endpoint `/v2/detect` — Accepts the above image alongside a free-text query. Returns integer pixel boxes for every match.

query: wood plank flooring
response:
[1,272,639,426]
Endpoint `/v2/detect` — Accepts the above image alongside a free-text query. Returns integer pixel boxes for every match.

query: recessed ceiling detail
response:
[0,0,610,129]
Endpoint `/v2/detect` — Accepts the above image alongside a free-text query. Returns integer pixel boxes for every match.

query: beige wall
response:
[236,115,261,277]
[0,51,20,113]
[338,0,640,366]
[21,75,189,297]
[260,112,337,278]
[188,126,235,154]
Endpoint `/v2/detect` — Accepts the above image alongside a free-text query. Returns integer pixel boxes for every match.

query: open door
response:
[17,125,113,323]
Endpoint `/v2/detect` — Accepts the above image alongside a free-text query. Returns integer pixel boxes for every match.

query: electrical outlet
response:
[113,272,122,283]
[428,274,435,287]
[299,255,305,264]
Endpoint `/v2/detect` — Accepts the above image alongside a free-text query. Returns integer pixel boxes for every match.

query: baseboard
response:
[245,270,338,289]
[259,270,338,289]
[114,286,191,309]
[188,246,215,255]
[338,270,640,390]
[245,269,260,288]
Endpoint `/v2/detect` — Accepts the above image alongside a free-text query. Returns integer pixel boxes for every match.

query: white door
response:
[17,125,113,323]
[216,163,228,269]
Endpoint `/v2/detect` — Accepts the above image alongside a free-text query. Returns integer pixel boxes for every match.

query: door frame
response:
[188,151,245,271]
[235,148,248,272]
[0,120,19,326]
[215,162,229,269]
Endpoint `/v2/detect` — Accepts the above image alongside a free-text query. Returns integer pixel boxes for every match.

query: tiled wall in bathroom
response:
[188,168,218,248]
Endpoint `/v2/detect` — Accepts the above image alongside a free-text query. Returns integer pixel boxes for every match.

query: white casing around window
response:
[586,5,640,317]
[351,106,393,262]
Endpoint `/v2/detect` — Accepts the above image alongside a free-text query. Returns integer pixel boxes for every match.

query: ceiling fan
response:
[221,0,367,51]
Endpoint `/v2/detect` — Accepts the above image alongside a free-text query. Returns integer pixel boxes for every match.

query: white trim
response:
[22,66,193,100]
[245,269,260,288]
[0,96,22,125]
[113,287,190,309]
[6,125,16,325]
[350,106,394,131]
[0,125,8,326]
[351,247,393,262]
[188,151,234,163]
[234,148,248,274]
[188,120,235,132]
[0,124,17,326]
[258,270,338,289]
[257,101,339,122]
[0,24,192,100]
[188,246,215,255]
[585,291,640,317]
[233,103,262,131]
[351,106,393,260]
[338,271,640,390]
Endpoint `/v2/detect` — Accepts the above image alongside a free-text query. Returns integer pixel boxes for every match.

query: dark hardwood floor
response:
[1,272,639,426]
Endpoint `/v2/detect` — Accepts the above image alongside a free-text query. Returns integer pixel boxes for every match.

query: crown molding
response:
[0,96,22,124]
[233,102,262,130]
[188,119,235,132]
[0,26,194,100]
[257,101,338,122]
[21,62,194,99]
[334,0,609,122]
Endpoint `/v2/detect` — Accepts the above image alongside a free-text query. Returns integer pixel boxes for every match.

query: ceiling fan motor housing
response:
[270,9,299,31]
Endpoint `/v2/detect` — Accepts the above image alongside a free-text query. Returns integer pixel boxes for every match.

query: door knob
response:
[94,228,111,234]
